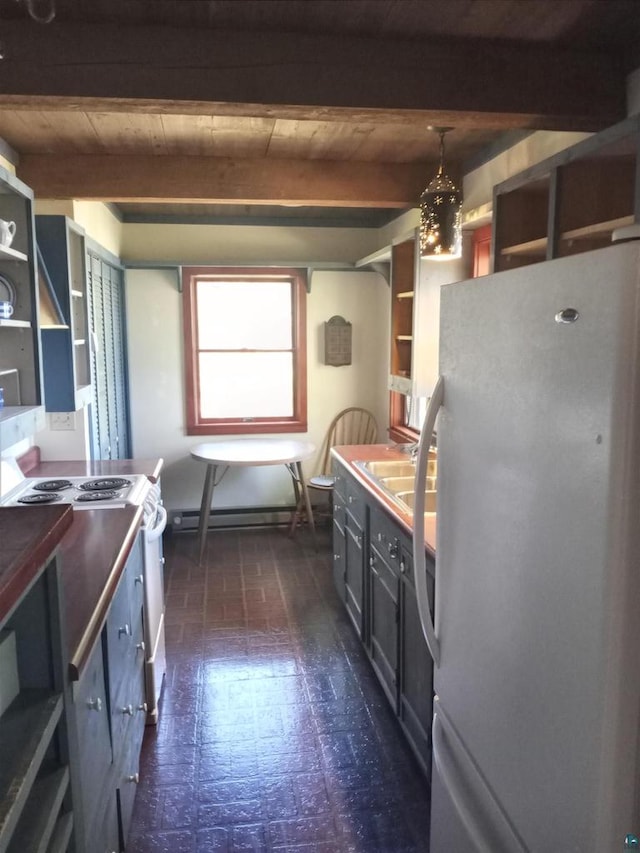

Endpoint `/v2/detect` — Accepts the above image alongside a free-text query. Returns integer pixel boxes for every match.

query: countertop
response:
[0,505,73,624]
[24,457,164,483]
[331,443,436,558]
[59,506,144,680]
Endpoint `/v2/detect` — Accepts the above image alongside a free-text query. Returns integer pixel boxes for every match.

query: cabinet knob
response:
[369,555,375,567]
[127,773,140,784]
[348,495,354,504]
[138,702,148,713]
[122,704,134,716]
[161,557,166,566]
[86,696,102,712]
[118,623,131,638]
[377,532,383,542]
[400,560,406,574]
[135,574,144,586]
[388,538,399,559]
[333,554,340,561]
[136,641,146,653]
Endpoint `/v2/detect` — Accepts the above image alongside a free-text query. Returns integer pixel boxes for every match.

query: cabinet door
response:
[344,513,364,637]
[399,548,434,777]
[332,490,346,600]
[369,544,399,709]
[72,637,113,843]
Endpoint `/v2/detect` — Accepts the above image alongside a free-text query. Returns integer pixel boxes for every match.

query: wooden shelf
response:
[560,215,634,242]
[499,237,547,257]
[0,245,28,263]
[0,319,31,329]
[0,691,63,849]
[396,335,413,341]
[7,766,69,853]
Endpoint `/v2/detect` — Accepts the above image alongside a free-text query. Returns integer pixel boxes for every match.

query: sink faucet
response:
[400,442,419,461]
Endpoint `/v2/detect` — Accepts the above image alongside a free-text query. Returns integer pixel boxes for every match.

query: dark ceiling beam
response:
[17,154,429,207]
[0,22,626,132]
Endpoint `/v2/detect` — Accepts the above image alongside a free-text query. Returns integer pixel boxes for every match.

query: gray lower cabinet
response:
[67,534,146,852]
[399,544,435,778]
[332,458,435,777]
[332,460,366,638]
[332,487,346,600]
[368,510,400,707]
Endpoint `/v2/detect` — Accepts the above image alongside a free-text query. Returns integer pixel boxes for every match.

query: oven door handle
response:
[146,504,167,542]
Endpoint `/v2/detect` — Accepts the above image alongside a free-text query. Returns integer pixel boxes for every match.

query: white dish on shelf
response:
[0,273,16,307]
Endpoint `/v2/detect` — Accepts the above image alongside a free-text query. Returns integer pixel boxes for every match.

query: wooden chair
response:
[290,407,378,532]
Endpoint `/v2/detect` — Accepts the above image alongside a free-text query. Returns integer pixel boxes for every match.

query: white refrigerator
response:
[412,242,640,852]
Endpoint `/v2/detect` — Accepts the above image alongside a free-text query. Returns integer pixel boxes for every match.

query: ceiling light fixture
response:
[419,127,462,261]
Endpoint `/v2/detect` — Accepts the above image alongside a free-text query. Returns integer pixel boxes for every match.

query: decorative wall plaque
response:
[324,315,352,366]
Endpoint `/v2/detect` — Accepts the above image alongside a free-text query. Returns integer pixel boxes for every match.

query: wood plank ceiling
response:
[0,0,638,223]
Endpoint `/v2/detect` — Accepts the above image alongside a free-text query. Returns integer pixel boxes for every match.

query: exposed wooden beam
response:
[0,22,626,132]
[17,154,429,207]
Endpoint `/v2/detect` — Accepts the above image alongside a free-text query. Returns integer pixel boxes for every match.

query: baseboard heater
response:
[169,505,299,532]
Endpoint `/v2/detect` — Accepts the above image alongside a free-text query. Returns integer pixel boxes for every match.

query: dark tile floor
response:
[128,524,431,852]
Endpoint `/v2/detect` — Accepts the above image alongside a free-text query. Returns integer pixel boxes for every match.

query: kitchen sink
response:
[396,490,437,513]
[361,460,416,478]
[354,457,437,516]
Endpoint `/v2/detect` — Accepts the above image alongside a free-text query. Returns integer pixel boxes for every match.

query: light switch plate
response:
[50,411,76,430]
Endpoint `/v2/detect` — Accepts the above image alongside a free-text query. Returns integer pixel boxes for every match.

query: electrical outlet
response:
[50,412,76,431]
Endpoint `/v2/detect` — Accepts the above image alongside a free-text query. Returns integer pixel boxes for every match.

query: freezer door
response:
[430,699,527,853]
[434,243,640,851]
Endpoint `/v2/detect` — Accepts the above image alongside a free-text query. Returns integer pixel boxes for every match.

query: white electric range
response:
[0,473,152,508]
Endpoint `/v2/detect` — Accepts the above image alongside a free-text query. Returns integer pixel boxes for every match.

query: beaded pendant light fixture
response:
[419,127,462,260]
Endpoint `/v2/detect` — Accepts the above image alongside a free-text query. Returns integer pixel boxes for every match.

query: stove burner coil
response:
[75,490,120,502]
[78,478,131,492]
[32,479,73,492]
[18,492,62,504]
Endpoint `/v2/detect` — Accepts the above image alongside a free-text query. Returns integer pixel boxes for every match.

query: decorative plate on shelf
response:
[0,273,16,307]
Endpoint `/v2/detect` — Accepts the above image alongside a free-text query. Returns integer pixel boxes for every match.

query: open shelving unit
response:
[36,216,92,413]
[0,555,74,853]
[492,115,640,273]
[389,237,416,395]
[0,166,45,451]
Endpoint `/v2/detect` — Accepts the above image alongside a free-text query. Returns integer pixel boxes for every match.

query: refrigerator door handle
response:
[412,375,443,666]
[433,702,530,853]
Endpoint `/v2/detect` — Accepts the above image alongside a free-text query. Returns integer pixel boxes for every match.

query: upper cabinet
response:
[493,115,640,273]
[0,167,45,451]
[389,237,416,396]
[36,215,92,412]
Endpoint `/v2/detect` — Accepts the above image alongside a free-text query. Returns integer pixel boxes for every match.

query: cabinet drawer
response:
[110,616,146,763]
[73,640,112,837]
[370,504,405,569]
[331,459,347,500]
[124,535,145,619]
[106,597,144,705]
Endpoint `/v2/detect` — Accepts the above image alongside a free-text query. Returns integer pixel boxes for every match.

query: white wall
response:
[125,260,389,519]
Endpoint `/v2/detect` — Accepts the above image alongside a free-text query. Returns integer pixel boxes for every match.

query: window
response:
[183,267,307,435]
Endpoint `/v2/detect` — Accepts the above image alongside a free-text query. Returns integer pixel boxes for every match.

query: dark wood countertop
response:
[331,443,436,558]
[59,506,144,681]
[0,505,73,624]
[26,457,164,483]
[0,501,144,680]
